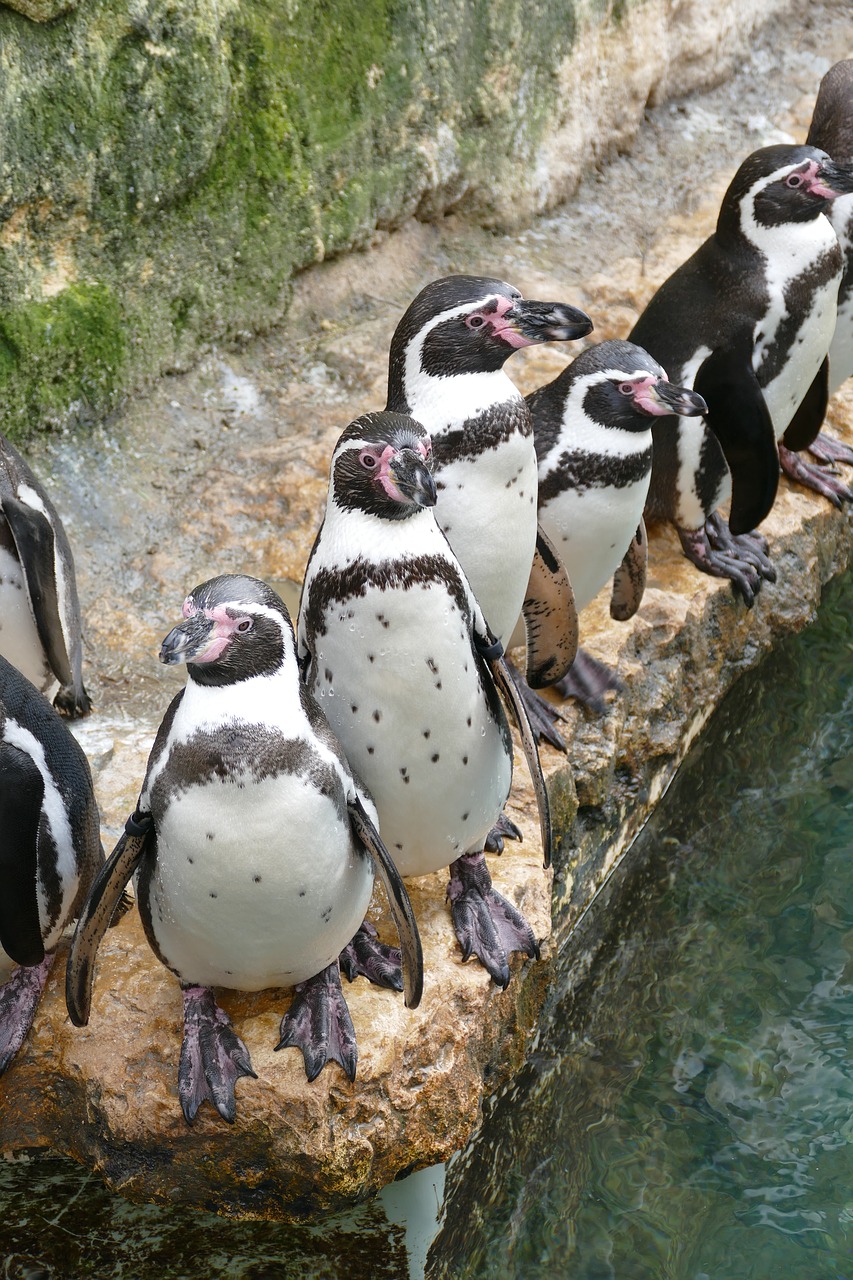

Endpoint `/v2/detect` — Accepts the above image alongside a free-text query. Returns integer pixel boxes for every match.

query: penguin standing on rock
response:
[630,144,853,603]
[385,275,592,711]
[807,59,853,404]
[0,655,101,1074]
[518,340,707,727]
[298,411,552,989]
[67,574,422,1123]
[0,436,91,717]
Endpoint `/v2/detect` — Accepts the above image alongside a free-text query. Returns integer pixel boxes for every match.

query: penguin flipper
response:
[610,520,648,622]
[781,358,829,453]
[522,527,578,688]
[694,347,779,536]
[2,494,76,693]
[486,650,553,869]
[0,743,46,967]
[347,795,424,1010]
[65,813,152,1027]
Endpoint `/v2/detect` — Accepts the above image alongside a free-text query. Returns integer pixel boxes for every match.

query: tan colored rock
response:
[1,5,852,1219]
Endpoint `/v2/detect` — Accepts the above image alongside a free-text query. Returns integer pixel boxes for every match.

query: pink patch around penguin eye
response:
[631,377,672,417]
[476,294,533,349]
[800,160,837,201]
[182,597,196,618]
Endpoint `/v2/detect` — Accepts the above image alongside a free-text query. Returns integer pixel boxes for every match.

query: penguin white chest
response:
[0,547,54,694]
[753,226,841,436]
[539,472,650,613]
[311,581,512,878]
[145,770,373,990]
[434,435,538,644]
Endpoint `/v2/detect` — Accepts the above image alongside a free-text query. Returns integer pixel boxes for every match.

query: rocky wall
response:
[0,0,795,440]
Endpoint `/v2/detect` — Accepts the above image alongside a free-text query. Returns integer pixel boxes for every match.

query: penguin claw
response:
[53,684,93,719]
[552,647,623,714]
[276,962,358,1083]
[0,955,54,1075]
[678,521,770,607]
[339,920,403,992]
[705,512,776,583]
[484,811,523,854]
[780,444,853,509]
[808,431,853,468]
[178,985,256,1125]
[506,661,568,750]
[447,852,539,989]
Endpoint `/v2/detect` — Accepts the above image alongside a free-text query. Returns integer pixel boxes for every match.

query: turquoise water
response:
[430,572,853,1279]
[2,574,853,1278]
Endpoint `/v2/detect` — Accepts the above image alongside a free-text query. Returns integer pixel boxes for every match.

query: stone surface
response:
[0,0,851,1223]
[1,0,76,20]
[0,0,801,441]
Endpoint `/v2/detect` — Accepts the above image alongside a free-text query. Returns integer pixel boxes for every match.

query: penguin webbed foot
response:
[808,431,853,469]
[339,920,403,993]
[678,519,773,608]
[505,660,567,751]
[706,512,776,584]
[276,962,358,1083]
[0,954,54,1075]
[779,443,853,509]
[53,684,92,719]
[552,647,623,714]
[447,851,539,990]
[484,811,523,854]
[179,985,256,1124]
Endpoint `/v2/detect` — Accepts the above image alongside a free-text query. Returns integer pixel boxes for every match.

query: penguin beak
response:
[506,300,594,344]
[388,449,438,508]
[637,380,708,418]
[813,158,853,197]
[160,613,217,665]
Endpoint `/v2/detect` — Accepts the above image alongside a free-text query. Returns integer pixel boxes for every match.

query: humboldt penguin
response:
[0,655,101,1074]
[807,59,853,402]
[298,411,552,989]
[66,574,422,1123]
[0,435,91,717]
[385,274,592,703]
[520,340,707,723]
[630,144,853,602]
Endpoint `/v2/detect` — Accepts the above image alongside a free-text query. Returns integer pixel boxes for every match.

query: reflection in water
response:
[2,578,852,1279]
[429,573,853,1279]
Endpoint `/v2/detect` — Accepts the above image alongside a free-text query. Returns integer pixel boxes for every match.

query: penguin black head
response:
[160,574,295,686]
[387,275,593,396]
[718,144,853,241]
[329,411,437,521]
[807,60,853,164]
[530,339,707,452]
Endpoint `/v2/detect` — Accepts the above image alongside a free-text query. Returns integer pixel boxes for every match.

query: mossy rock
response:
[0,0,780,441]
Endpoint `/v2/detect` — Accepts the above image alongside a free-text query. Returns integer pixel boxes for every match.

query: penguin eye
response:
[618,382,636,396]
[236,618,253,633]
[466,314,487,330]
[785,172,804,188]
[360,451,378,470]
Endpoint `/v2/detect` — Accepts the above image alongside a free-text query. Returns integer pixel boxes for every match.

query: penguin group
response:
[0,59,852,1125]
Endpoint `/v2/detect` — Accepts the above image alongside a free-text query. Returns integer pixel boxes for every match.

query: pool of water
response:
[429,571,853,1279]
[2,573,853,1279]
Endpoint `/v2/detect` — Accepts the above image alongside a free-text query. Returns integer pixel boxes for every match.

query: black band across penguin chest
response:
[432,398,531,469]
[539,445,653,503]
[147,725,349,827]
